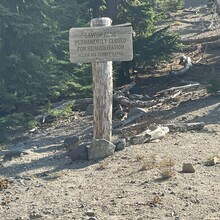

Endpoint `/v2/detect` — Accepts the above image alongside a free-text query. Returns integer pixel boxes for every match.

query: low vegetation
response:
[0,0,184,142]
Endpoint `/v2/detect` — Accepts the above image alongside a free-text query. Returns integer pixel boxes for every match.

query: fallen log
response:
[113,92,157,108]
[215,0,220,14]
[121,112,146,127]
[181,45,198,52]
[180,34,220,44]
[155,83,201,97]
[201,39,220,49]
[168,56,193,77]
[130,125,169,145]
[116,121,150,136]
[178,18,206,24]
[34,100,75,123]
[162,122,205,132]
[120,81,136,93]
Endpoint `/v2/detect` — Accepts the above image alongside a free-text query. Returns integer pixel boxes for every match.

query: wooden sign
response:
[69,25,133,63]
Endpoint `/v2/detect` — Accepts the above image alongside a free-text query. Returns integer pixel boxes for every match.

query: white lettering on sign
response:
[69,26,133,63]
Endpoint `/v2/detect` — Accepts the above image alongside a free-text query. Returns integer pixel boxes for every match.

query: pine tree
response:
[0,0,61,140]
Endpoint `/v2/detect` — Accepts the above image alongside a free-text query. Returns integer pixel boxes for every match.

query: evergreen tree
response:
[0,0,59,115]
[109,0,182,85]
[0,0,62,140]
[52,0,93,99]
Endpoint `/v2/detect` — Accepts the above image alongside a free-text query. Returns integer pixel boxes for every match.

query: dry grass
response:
[147,195,163,207]
[135,152,158,171]
[157,157,176,179]
[135,151,176,178]
[0,179,9,190]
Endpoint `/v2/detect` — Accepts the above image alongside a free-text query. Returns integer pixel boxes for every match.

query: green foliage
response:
[0,0,59,113]
[116,0,161,37]
[134,26,181,67]
[156,0,184,11]
[112,0,182,84]
[49,102,74,118]
[0,0,183,142]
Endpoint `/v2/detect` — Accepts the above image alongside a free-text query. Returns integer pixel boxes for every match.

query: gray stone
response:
[127,107,147,119]
[114,139,127,151]
[88,139,115,160]
[85,104,93,115]
[182,163,195,173]
[85,210,95,217]
[67,143,89,161]
[130,133,151,145]
[113,109,126,120]
[205,156,220,166]
[64,136,80,152]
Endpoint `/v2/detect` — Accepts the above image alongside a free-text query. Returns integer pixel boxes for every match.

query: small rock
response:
[130,133,151,145]
[182,163,195,173]
[86,210,95,217]
[205,156,220,166]
[29,211,43,219]
[114,139,126,151]
[88,139,115,160]
[113,109,126,120]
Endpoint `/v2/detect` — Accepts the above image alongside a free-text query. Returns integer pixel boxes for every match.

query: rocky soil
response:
[1,2,220,220]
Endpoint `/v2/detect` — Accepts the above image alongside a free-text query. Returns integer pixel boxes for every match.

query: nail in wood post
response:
[90,18,113,141]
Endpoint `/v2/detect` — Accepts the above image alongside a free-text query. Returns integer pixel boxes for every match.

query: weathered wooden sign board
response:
[69,25,133,63]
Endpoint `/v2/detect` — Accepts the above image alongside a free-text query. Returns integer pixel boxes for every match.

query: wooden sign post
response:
[90,18,113,141]
[69,18,133,142]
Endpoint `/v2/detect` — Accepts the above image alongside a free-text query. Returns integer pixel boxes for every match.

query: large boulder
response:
[88,139,115,160]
